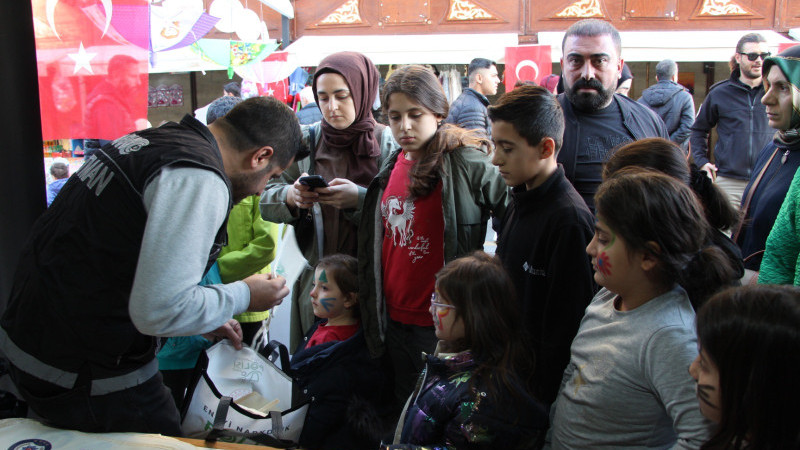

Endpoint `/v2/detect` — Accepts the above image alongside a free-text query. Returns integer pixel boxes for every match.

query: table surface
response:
[174,437,281,449]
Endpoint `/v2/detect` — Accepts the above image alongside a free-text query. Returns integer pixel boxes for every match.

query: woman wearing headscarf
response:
[261,52,399,349]
[734,45,800,283]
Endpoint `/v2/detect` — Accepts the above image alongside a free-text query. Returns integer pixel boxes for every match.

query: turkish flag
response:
[32,0,149,141]
[504,45,552,92]
[258,78,290,104]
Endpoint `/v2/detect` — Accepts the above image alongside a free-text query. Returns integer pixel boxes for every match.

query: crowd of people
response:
[2,17,799,450]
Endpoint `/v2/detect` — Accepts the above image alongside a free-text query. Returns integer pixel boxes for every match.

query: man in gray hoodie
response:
[639,59,695,149]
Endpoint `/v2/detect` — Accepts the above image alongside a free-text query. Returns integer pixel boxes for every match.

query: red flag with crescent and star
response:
[32,0,149,141]
[504,45,552,92]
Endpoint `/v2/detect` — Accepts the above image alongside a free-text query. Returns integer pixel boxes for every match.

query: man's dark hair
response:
[655,59,678,81]
[207,96,243,124]
[488,85,565,153]
[223,81,241,97]
[467,58,496,80]
[213,96,306,167]
[736,32,767,53]
[731,33,767,72]
[562,19,621,56]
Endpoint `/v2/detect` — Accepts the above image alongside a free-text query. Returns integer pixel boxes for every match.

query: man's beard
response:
[740,64,762,81]
[229,165,270,205]
[566,78,616,112]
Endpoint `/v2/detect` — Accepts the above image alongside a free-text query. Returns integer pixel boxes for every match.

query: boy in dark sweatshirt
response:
[489,86,597,406]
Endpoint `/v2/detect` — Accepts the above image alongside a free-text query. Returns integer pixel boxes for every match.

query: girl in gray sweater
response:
[548,169,738,449]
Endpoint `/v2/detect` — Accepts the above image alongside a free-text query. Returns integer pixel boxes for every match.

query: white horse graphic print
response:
[382,196,415,247]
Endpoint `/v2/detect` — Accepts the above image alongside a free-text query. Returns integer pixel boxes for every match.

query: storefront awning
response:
[537,30,797,62]
[284,33,519,66]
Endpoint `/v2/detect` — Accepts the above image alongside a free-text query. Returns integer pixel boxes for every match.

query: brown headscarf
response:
[312,52,382,256]
[312,52,381,181]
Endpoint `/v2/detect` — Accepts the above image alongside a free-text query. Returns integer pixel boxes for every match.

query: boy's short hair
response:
[488,85,564,153]
[467,58,496,82]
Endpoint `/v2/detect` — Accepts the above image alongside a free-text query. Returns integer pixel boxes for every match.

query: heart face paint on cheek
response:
[319,297,335,312]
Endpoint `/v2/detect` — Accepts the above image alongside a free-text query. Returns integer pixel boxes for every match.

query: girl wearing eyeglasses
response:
[390,252,547,449]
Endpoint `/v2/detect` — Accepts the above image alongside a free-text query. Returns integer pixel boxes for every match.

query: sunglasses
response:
[430,292,456,310]
[739,52,771,62]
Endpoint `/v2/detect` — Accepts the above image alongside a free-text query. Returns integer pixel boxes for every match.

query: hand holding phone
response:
[298,175,329,190]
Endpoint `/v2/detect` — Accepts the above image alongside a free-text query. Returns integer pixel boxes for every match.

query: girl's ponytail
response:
[680,243,740,310]
[689,164,741,231]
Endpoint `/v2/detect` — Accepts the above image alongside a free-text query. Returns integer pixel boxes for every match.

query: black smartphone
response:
[298,175,329,189]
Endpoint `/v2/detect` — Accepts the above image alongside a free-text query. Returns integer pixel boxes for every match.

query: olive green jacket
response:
[260,122,398,349]
[358,147,509,357]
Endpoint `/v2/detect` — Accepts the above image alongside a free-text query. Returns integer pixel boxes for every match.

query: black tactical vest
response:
[1,115,231,388]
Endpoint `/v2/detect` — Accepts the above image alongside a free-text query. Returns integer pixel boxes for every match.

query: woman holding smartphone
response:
[260,52,398,350]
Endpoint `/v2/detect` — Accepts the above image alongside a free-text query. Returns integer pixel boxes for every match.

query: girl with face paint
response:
[290,254,389,450]
[549,169,738,449]
[690,285,800,450]
[396,252,548,448]
[304,254,359,347]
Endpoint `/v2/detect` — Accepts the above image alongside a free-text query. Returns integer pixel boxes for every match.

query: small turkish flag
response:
[504,45,552,92]
[258,78,289,104]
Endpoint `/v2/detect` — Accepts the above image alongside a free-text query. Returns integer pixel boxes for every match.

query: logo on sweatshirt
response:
[522,261,546,277]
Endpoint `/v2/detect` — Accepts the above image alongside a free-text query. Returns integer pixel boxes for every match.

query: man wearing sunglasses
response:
[690,33,774,208]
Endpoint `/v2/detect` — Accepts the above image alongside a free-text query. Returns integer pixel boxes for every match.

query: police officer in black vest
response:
[0,96,305,435]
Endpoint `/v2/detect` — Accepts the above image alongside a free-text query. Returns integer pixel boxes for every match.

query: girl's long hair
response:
[595,169,738,308]
[381,65,491,199]
[435,252,537,400]
[603,138,740,230]
[697,285,800,450]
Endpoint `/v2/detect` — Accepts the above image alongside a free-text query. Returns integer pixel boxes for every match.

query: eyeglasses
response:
[739,52,771,62]
[430,292,456,310]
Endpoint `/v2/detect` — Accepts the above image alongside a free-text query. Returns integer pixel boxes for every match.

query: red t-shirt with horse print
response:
[381,155,444,327]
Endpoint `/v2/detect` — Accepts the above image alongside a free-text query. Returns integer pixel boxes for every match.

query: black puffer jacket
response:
[291,322,391,450]
[639,80,695,146]
[445,88,491,138]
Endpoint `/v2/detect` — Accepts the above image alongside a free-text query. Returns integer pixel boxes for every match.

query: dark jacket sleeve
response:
[690,93,717,166]
[672,92,695,146]
[536,220,596,404]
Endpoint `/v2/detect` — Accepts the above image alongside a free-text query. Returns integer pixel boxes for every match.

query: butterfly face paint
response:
[596,231,615,277]
[587,217,633,293]
[309,267,353,322]
[319,297,335,312]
